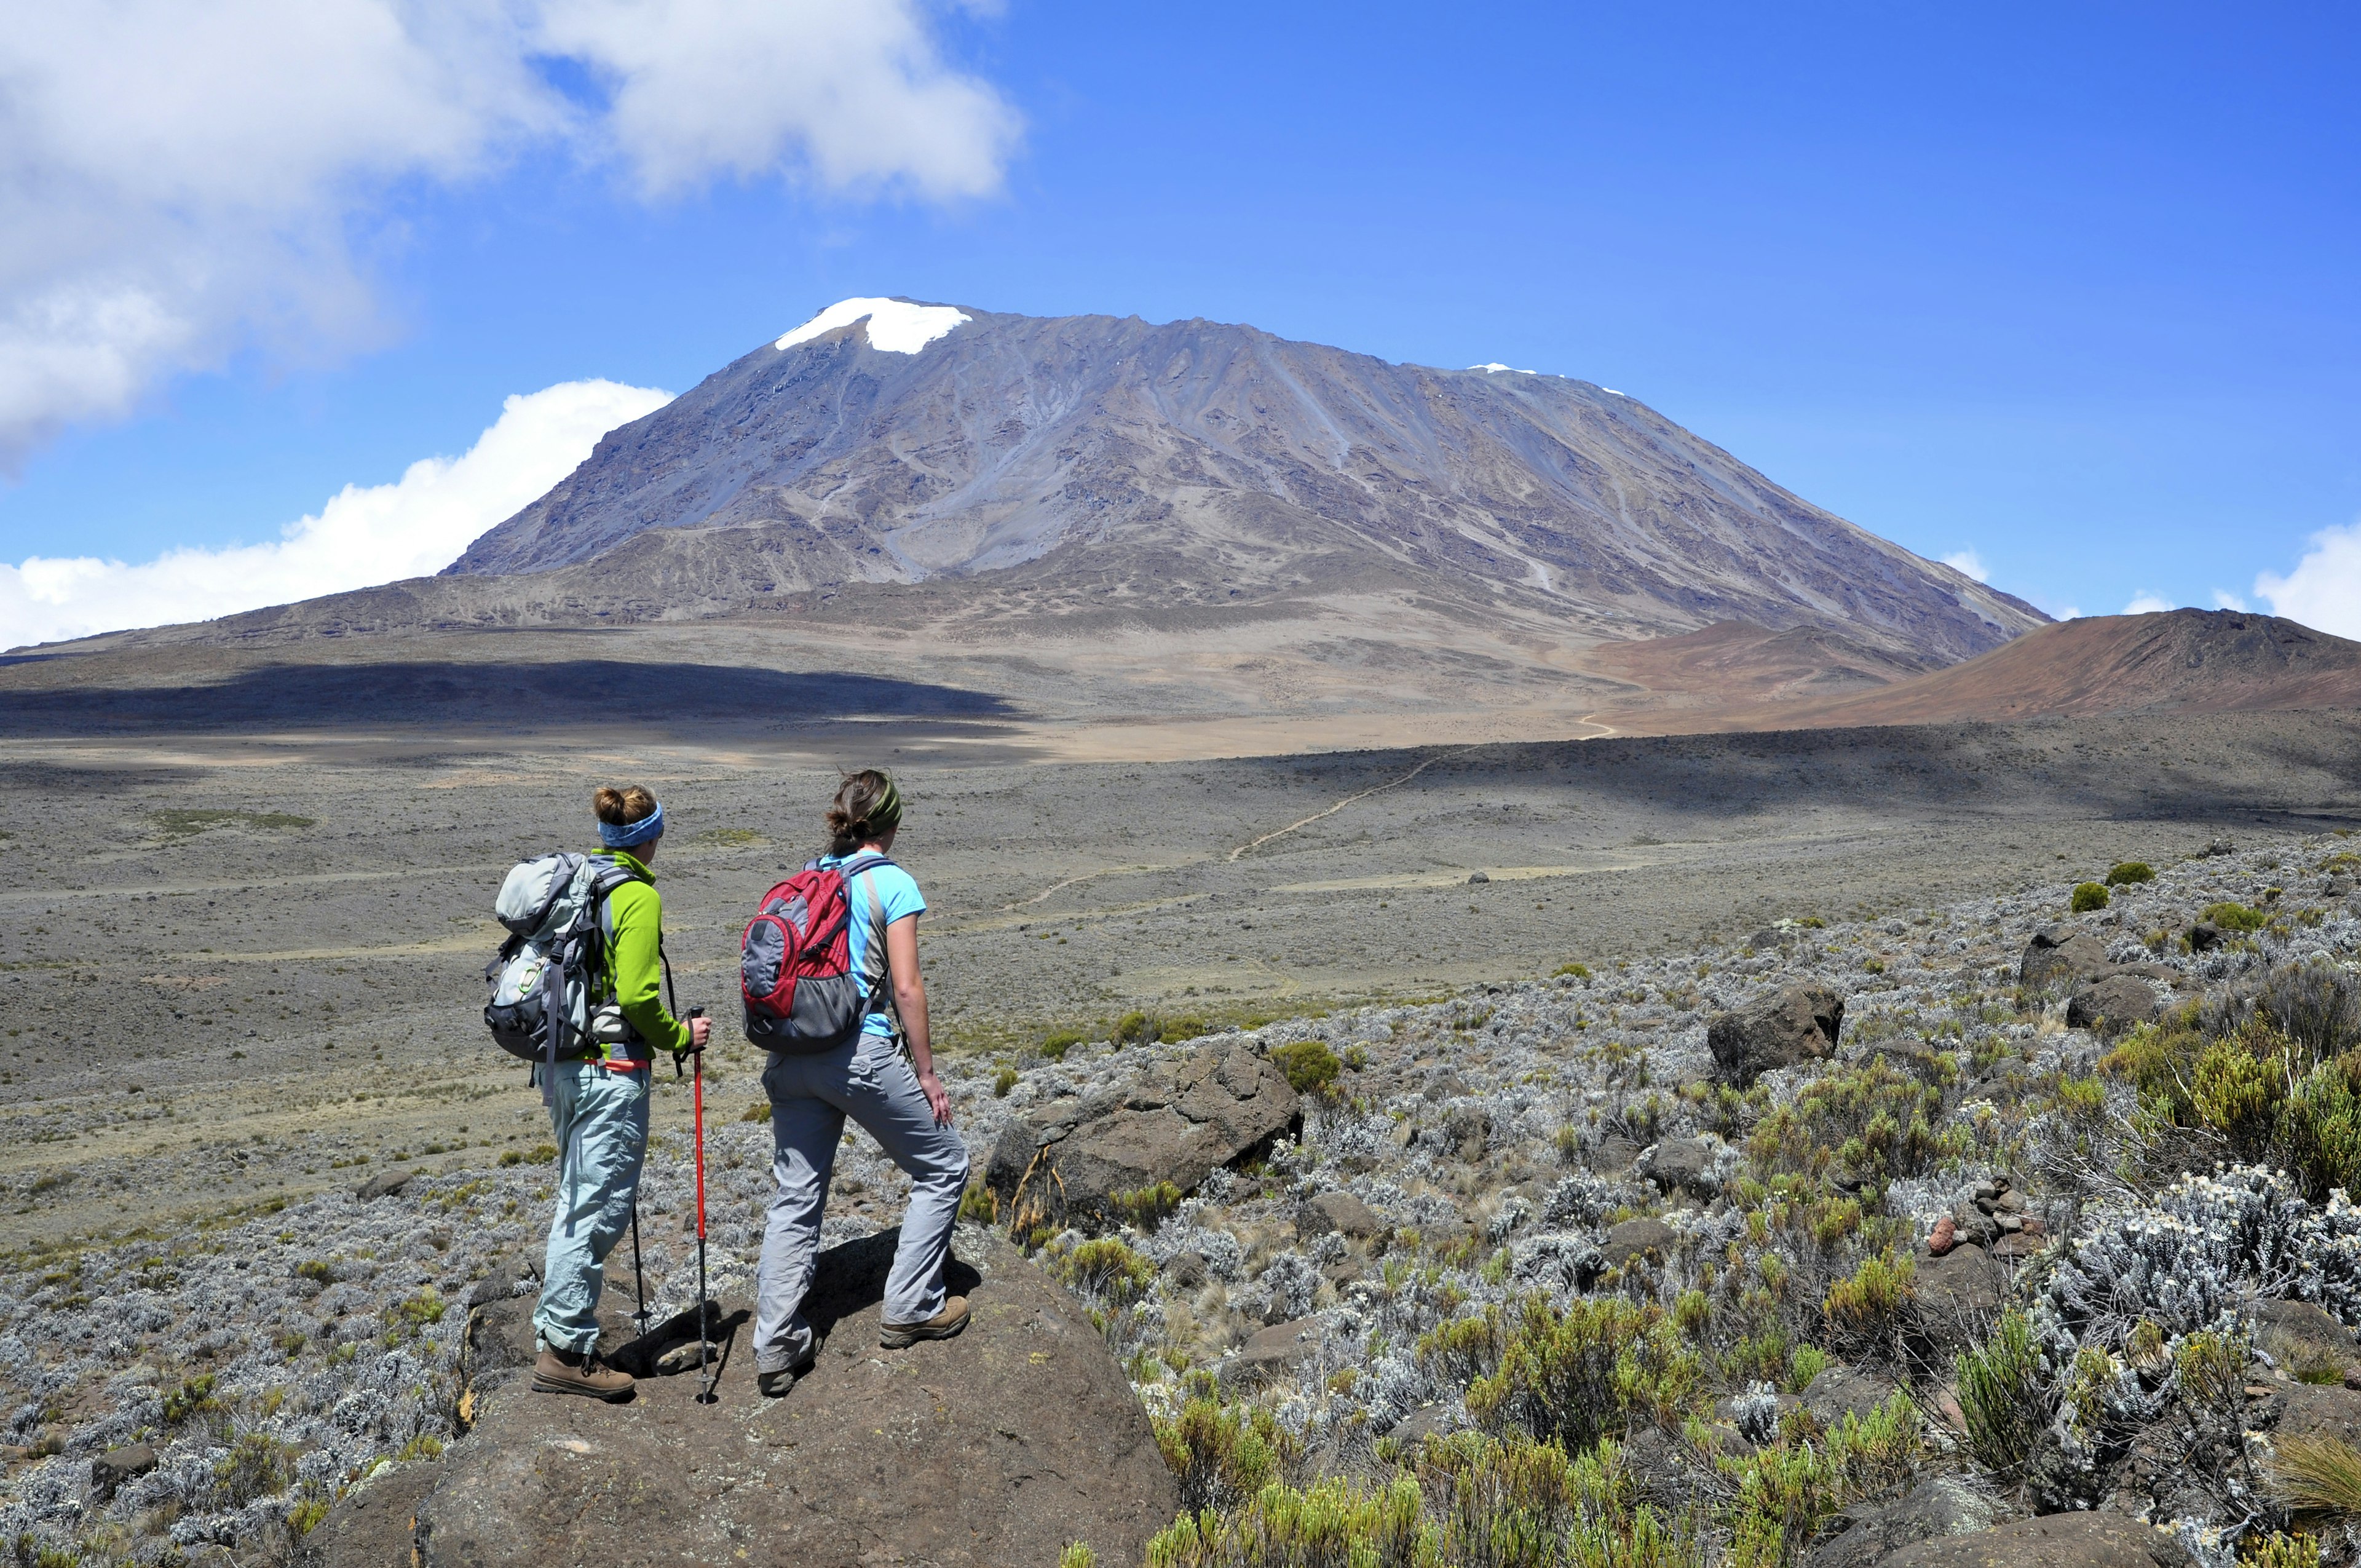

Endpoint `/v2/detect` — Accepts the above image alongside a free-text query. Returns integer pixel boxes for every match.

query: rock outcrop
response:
[2019,927,2113,991]
[1708,984,1844,1085]
[986,1041,1300,1231]
[1879,1510,2194,1568]
[2065,971,2163,1034]
[1806,1473,2012,1568]
[319,1227,1177,1568]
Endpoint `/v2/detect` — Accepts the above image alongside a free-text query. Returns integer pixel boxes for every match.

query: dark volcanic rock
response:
[1880,1510,2195,1568]
[2268,1379,2361,1446]
[1638,1137,1723,1199]
[2019,927,2112,992]
[2066,972,2162,1034]
[1912,1246,2006,1350]
[1801,1365,1900,1427]
[2251,1296,2361,1387]
[1222,1317,1329,1392]
[89,1443,155,1503]
[355,1170,413,1201]
[985,1042,1300,1230]
[1808,1474,2011,1568]
[299,1459,445,1568]
[402,1227,1174,1568]
[1708,984,1843,1086]
[1297,1191,1383,1241]
[1600,1218,1677,1270]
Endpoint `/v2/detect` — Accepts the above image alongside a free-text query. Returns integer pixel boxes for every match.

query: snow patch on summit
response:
[777,298,970,355]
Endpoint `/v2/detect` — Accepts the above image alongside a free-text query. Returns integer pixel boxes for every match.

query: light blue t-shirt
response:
[818,853,926,1035]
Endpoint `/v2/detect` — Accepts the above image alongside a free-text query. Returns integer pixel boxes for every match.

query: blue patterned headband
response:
[598,801,665,849]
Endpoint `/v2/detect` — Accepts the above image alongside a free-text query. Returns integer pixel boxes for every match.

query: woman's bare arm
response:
[886,914,950,1125]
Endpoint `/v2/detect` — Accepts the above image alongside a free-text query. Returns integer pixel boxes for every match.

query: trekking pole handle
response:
[677,1005,705,1077]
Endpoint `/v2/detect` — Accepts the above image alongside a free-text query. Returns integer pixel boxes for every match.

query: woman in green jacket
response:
[532,785,712,1401]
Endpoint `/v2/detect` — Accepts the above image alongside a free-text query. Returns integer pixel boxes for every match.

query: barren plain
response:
[4,705,2356,1253]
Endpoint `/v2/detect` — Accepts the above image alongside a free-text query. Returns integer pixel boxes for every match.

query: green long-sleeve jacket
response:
[601,849,691,1057]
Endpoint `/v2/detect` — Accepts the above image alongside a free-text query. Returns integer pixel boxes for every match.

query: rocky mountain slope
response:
[444,299,2041,663]
[138,299,2039,685]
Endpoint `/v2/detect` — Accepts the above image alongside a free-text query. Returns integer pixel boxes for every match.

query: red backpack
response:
[739,853,896,1053]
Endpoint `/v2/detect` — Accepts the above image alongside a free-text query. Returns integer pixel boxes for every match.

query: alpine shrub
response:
[1419,1431,1702,1568]
[2105,862,2157,886]
[1270,1041,1342,1096]
[1153,1379,1305,1515]
[2204,902,2268,933]
[1821,1250,1915,1351]
[2071,882,2110,913]
[2261,957,2361,1060]
[1722,1395,1923,1568]
[1058,1237,1156,1312]
[1430,1296,1699,1451]
[2242,1535,2322,1568]
[213,1433,295,1507]
[1147,1476,1434,1568]
[1956,1309,2049,1479]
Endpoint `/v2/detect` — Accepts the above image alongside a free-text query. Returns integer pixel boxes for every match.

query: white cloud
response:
[0,378,670,651]
[2123,593,2174,615]
[2211,588,2249,612]
[2255,521,2361,638]
[0,1,1018,466]
[1940,549,1988,583]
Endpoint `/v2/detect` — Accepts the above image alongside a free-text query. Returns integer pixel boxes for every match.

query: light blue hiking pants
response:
[754,1032,970,1373]
[534,1059,650,1355]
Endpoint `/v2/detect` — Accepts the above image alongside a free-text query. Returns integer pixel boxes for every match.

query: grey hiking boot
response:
[532,1346,635,1402]
[880,1296,970,1350]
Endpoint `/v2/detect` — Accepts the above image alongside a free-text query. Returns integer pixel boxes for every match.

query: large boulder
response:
[1910,1245,2006,1352]
[1878,1510,2192,1568]
[2251,1297,2361,1388]
[1708,984,1843,1086]
[374,1227,1177,1568]
[2019,927,2113,992]
[1806,1473,2011,1568]
[2066,972,2163,1035]
[1637,1137,1726,1200]
[986,1041,1300,1230]
[1297,1191,1384,1241]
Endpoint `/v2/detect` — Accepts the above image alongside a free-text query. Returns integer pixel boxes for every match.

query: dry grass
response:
[2271,1434,2361,1518]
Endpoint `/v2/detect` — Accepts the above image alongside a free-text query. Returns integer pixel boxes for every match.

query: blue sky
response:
[4,1,2357,642]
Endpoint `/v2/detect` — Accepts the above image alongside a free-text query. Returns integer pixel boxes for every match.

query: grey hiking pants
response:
[754,1031,970,1373]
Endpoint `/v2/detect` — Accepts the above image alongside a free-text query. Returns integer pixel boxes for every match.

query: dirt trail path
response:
[1225,748,1466,862]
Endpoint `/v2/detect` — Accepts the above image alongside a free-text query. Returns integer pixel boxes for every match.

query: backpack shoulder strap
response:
[852,860,896,1017]
[587,855,646,945]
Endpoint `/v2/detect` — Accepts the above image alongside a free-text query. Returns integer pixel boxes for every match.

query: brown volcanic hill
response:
[1611,609,2361,733]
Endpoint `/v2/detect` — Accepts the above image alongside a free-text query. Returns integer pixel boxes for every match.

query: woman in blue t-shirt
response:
[752,769,970,1395]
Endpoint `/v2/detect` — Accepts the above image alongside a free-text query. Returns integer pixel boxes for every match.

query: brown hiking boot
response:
[532,1346,635,1401]
[880,1296,970,1350]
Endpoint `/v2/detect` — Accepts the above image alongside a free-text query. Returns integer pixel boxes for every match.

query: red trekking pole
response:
[684,1007,717,1404]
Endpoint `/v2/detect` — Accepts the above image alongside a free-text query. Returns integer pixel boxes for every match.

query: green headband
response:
[868,772,903,831]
